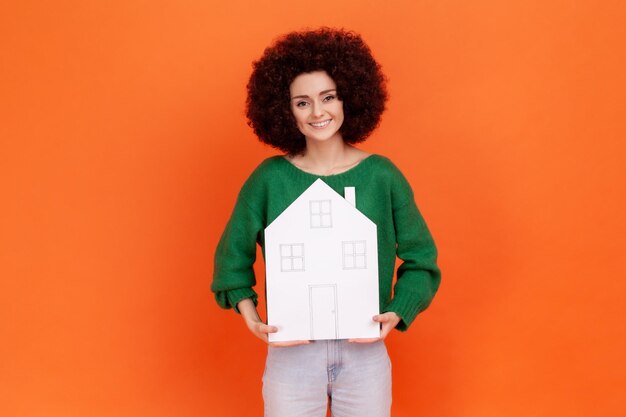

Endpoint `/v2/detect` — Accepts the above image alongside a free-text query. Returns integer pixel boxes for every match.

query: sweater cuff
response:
[226,288,258,314]
[383,294,428,331]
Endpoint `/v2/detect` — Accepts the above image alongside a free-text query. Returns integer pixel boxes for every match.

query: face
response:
[289,71,344,144]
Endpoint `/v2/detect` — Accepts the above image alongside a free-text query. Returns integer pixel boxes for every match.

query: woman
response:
[212,28,440,417]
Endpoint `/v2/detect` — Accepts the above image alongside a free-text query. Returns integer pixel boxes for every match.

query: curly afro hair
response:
[245,28,388,155]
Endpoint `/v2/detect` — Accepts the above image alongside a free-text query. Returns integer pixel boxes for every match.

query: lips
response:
[309,119,331,128]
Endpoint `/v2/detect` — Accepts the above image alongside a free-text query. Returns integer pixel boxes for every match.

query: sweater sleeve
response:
[383,172,441,330]
[211,191,264,314]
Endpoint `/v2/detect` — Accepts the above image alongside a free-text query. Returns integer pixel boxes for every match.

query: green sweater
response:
[211,154,440,331]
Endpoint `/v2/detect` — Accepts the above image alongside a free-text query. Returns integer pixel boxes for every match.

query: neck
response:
[302,135,349,171]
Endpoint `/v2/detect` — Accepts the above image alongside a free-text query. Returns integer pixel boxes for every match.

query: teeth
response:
[310,120,331,128]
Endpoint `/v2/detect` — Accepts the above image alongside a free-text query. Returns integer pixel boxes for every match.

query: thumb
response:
[259,324,278,334]
[373,313,391,323]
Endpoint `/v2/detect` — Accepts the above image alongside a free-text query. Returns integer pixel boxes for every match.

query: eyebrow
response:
[290,89,337,100]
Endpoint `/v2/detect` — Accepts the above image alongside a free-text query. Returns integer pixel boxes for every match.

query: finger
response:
[270,340,311,347]
[348,337,380,343]
[373,313,393,323]
[380,317,400,339]
[379,323,393,340]
[259,324,278,334]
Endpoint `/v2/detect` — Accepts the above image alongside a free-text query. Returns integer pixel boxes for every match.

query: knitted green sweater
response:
[211,154,440,331]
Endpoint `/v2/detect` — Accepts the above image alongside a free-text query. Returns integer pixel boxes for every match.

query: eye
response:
[322,94,336,102]
[295,100,309,108]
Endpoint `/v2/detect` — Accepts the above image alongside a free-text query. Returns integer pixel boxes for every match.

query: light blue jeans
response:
[262,340,392,417]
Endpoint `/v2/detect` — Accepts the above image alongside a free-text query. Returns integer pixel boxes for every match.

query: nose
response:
[312,100,325,118]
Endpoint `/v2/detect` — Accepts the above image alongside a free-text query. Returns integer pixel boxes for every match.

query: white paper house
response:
[264,178,380,342]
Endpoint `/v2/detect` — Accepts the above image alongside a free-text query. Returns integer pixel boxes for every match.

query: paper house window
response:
[342,240,367,269]
[280,243,305,272]
[310,200,332,228]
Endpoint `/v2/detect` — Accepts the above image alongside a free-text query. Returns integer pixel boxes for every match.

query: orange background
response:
[1,1,625,416]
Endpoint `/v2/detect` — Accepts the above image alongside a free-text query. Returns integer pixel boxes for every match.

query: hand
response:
[349,312,401,344]
[270,339,311,347]
[244,318,278,343]
[246,320,311,347]
[237,298,310,347]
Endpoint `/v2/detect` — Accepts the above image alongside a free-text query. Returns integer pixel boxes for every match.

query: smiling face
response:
[289,71,345,145]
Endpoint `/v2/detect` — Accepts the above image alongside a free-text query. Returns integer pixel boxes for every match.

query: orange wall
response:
[1,1,625,416]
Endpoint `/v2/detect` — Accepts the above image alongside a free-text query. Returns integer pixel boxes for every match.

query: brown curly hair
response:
[245,28,388,155]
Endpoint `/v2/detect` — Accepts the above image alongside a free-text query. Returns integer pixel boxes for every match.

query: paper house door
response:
[309,285,338,340]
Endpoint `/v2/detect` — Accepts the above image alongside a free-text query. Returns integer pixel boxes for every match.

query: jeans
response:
[262,340,392,417]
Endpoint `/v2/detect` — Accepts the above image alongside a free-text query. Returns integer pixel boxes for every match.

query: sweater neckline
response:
[279,154,378,179]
